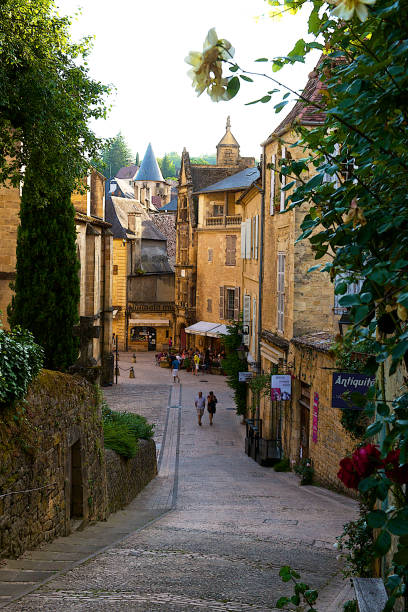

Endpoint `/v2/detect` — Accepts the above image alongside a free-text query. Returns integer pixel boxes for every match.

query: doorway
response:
[70,440,83,519]
[299,383,311,459]
[180,325,186,350]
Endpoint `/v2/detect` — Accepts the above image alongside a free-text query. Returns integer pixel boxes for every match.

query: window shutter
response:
[270,154,276,215]
[243,294,251,345]
[240,222,246,259]
[219,286,225,319]
[280,147,286,212]
[277,253,285,332]
[252,297,257,351]
[255,215,259,260]
[251,216,254,258]
[208,248,213,262]
[225,235,236,266]
[234,286,240,321]
[246,219,251,259]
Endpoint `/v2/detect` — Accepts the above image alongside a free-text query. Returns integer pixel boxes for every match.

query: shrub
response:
[273,458,291,472]
[102,402,154,458]
[0,324,44,406]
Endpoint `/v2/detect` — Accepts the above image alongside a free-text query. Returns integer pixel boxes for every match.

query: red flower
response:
[383,449,408,485]
[352,444,381,478]
[338,457,360,489]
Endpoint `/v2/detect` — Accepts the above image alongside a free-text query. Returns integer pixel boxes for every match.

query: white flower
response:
[331,0,376,22]
[185,28,235,101]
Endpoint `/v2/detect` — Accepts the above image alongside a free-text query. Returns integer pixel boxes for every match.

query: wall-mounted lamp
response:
[338,310,353,336]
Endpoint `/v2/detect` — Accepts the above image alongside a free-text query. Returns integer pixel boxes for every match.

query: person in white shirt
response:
[195,391,205,426]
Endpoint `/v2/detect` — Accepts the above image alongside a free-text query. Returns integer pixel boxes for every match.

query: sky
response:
[58,0,319,161]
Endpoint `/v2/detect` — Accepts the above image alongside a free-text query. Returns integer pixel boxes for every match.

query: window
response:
[208,248,213,262]
[280,147,286,212]
[254,216,259,260]
[207,298,212,313]
[220,286,240,320]
[243,294,251,346]
[270,154,276,215]
[213,203,224,217]
[225,235,236,266]
[252,297,257,352]
[226,288,235,320]
[334,274,363,314]
[277,253,285,332]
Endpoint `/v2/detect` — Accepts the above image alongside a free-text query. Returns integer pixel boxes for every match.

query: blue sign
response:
[332,372,375,410]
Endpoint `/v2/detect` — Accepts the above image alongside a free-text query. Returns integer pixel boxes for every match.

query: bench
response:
[353,578,388,612]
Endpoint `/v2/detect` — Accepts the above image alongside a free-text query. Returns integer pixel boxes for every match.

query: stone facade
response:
[0,371,158,559]
[0,371,107,558]
[105,440,156,514]
[288,335,356,493]
[0,181,20,327]
[174,119,255,350]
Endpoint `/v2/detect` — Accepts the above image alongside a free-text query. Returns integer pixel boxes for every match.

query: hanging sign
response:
[332,372,376,410]
[271,374,292,401]
[239,371,253,382]
[312,392,319,443]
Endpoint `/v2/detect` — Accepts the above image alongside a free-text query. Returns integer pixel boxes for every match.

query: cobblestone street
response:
[3,353,357,611]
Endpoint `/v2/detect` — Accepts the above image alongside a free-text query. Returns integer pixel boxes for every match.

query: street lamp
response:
[236,343,248,361]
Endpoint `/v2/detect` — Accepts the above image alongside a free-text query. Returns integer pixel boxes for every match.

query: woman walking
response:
[207,391,217,426]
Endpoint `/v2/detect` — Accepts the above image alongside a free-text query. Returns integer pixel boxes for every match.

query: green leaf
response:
[365,420,383,437]
[366,510,387,528]
[240,75,253,82]
[255,58,269,62]
[358,475,378,492]
[227,76,240,98]
[393,546,408,565]
[339,294,361,307]
[305,173,323,190]
[274,100,289,112]
[388,518,408,536]
[374,530,391,556]
[392,341,408,360]
[276,597,290,608]
[229,64,239,72]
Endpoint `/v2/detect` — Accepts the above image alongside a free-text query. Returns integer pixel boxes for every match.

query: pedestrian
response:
[193,351,200,376]
[168,336,173,352]
[172,356,180,383]
[195,391,205,426]
[207,391,218,426]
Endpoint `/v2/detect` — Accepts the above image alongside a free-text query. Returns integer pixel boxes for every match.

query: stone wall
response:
[0,371,108,558]
[287,341,356,495]
[105,439,157,514]
[0,371,158,559]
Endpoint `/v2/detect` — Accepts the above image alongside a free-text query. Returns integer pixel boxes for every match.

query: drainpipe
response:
[257,153,265,377]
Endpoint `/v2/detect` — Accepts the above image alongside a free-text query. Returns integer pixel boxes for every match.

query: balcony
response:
[206,215,242,227]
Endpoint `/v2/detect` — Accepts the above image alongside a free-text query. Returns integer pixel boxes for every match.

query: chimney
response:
[129,212,142,271]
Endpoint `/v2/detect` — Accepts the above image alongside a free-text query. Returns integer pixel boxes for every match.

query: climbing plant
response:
[220,321,248,415]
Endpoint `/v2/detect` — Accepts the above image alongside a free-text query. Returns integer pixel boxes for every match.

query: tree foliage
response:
[0,0,109,370]
[190,0,408,600]
[158,153,177,179]
[93,132,134,179]
[220,321,247,415]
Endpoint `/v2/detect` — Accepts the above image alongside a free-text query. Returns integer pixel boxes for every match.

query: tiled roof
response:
[115,164,139,180]
[151,195,162,208]
[106,196,166,242]
[264,62,327,141]
[291,331,335,353]
[196,166,260,194]
[190,165,243,193]
[151,212,176,264]
[114,178,135,199]
[158,198,178,212]
[135,143,164,182]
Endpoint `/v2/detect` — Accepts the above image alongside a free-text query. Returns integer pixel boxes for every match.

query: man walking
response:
[172,356,180,383]
[195,391,205,426]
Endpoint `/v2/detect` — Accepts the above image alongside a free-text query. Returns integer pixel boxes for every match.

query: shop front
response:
[128,318,170,352]
[184,321,228,352]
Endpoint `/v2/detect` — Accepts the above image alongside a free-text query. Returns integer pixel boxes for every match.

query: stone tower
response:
[216,116,240,166]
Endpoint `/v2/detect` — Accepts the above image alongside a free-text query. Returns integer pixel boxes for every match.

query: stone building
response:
[106,194,175,352]
[174,118,255,349]
[188,166,260,351]
[0,180,20,326]
[0,169,114,384]
[254,67,355,477]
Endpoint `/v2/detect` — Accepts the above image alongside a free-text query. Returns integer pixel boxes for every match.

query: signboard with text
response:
[271,374,292,401]
[239,371,253,382]
[332,372,376,410]
[312,392,319,443]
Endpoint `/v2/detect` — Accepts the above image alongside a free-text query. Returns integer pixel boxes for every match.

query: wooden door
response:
[299,383,311,459]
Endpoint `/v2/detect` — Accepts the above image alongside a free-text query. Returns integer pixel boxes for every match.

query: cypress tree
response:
[9,158,80,370]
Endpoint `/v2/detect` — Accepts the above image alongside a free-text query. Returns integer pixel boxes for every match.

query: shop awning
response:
[128,319,169,326]
[206,324,229,338]
[185,321,220,336]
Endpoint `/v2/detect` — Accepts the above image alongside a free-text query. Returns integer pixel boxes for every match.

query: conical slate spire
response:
[134,143,164,182]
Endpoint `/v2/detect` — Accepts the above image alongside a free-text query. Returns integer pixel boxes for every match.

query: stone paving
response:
[1,352,357,610]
